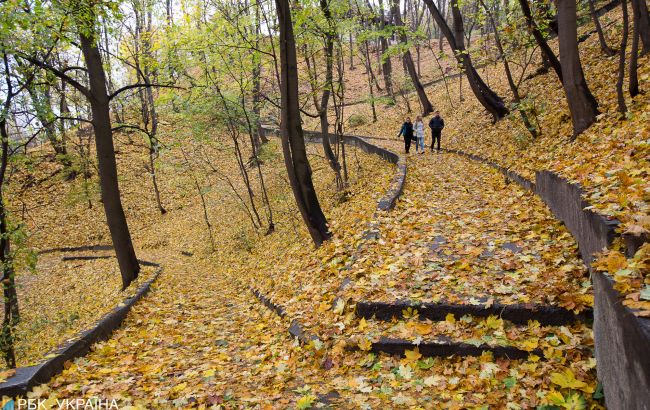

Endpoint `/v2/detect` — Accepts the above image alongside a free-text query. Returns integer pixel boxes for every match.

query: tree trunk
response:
[363,41,379,121]
[424,0,508,120]
[518,0,564,83]
[438,0,446,51]
[618,0,629,114]
[252,2,268,148]
[166,0,173,25]
[319,0,344,187]
[333,46,349,188]
[556,0,599,138]
[480,0,538,136]
[0,137,18,368]
[26,79,72,173]
[379,0,395,99]
[588,0,616,56]
[630,0,650,54]
[363,39,383,91]
[58,79,71,149]
[251,66,266,148]
[275,0,331,246]
[629,6,641,96]
[392,0,434,115]
[80,33,140,289]
[0,54,18,368]
[139,5,166,215]
[349,31,355,69]
[181,148,216,251]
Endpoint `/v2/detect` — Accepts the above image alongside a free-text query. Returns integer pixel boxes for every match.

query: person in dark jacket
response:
[397,117,414,153]
[428,111,445,152]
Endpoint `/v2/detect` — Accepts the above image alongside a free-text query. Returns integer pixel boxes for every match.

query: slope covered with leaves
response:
[11,148,603,409]
[332,3,649,317]
[4,112,392,370]
[337,5,648,232]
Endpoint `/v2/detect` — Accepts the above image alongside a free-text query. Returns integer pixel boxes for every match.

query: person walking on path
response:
[414,116,425,154]
[428,111,445,152]
[397,117,414,154]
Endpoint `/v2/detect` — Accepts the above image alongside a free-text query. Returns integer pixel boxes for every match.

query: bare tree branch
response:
[18,55,92,99]
[108,83,183,100]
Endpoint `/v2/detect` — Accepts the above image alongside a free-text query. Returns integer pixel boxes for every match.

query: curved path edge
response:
[261,127,407,212]
[253,128,406,345]
[441,148,535,192]
[0,263,163,398]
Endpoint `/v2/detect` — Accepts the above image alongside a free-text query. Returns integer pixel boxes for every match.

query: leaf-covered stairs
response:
[346,300,593,360]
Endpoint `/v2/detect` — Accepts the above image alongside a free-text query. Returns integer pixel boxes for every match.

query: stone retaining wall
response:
[447,148,649,409]
[442,148,535,192]
[535,171,619,265]
[534,170,649,410]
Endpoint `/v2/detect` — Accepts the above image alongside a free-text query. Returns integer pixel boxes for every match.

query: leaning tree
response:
[275,0,332,246]
[422,0,509,121]
[556,0,599,138]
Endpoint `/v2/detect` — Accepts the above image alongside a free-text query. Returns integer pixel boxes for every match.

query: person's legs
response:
[404,136,410,153]
[419,136,425,152]
[432,130,441,151]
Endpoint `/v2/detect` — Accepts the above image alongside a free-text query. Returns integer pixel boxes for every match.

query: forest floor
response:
[11,151,600,409]
[3,137,392,371]
[2,2,645,408]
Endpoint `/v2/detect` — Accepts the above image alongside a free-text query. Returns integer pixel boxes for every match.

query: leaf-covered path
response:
[348,151,591,308]
[34,151,599,408]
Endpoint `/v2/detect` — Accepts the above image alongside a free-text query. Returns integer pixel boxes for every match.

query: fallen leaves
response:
[550,368,593,394]
[6,11,625,405]
[0,369,15,383]
[344,154,591,311]
[595,243,650,316]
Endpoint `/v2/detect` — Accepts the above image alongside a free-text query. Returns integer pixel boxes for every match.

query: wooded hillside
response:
[0,0,648,407]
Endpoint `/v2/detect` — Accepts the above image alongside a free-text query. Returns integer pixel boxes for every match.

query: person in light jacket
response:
[414,116,425,154]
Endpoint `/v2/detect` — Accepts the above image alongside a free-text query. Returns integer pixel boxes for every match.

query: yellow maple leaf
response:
[317,302,332,312]
[0,369,15,383]
[403,348,422,363]
[402,307,418,319]
[547,390,566,406]
[485,315,502,329]
[333,298,345,315]
[616,170,633,186]
[296,395,317,410]
[521,338,539,351]
[172,382,187,394]
[550,369,593,393]
[597,251,627,273]
[358,338,373,351]
[358,317,368,331]
[412,322,432,335]
[445,313,456,324]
